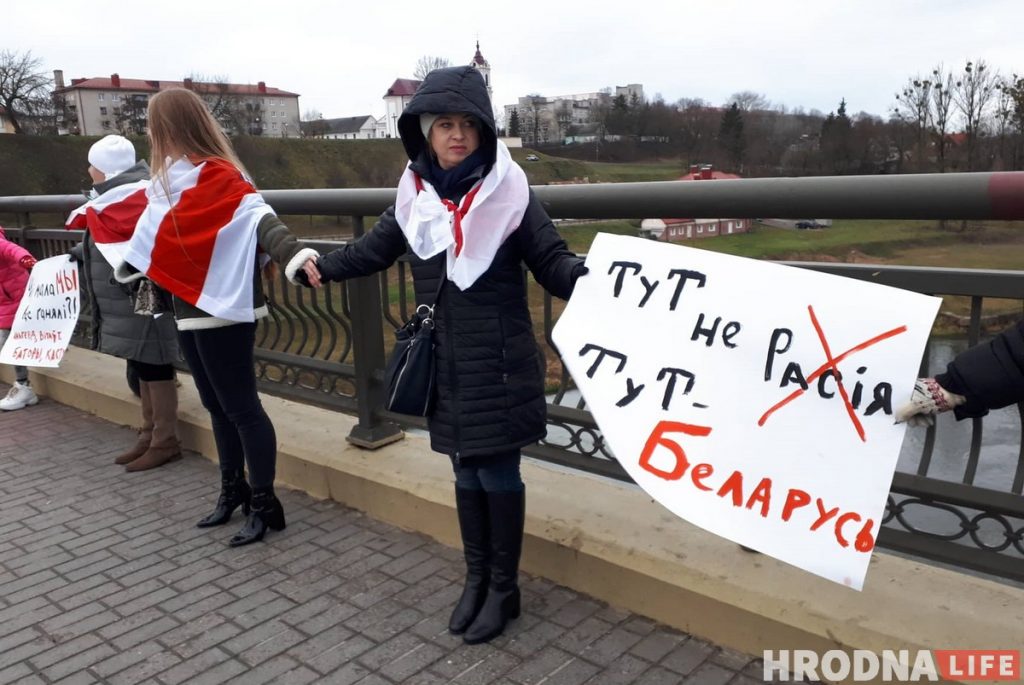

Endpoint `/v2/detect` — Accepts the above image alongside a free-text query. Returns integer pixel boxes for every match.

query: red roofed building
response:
[52,70,300,137]
[382,78,422,138]
[640,165,751,242]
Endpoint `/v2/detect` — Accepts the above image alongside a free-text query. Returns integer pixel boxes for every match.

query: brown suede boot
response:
[115,380,153,465]
[126,379,182,472]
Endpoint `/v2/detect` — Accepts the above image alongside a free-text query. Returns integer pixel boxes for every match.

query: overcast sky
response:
[9,0,1024,124]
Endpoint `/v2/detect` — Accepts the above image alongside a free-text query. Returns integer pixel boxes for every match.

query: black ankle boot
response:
[197,470,251,528]
[449,487,490,634]
[463,489,525,645]
[229,488,286,547]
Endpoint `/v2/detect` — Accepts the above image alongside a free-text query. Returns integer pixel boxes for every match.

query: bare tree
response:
[555,100,573,141]
[413,56,451,80]
[993,77,1016,168]
[997,74,1024,169]
[930,65,955,171]
[727,91,770,112]
[521,94,547,146]
[184,73,263,135]
[0,50,52,134]
[893,75,933,171]
[114,93,149,136]
[301,109,327,138]
[953,60,996,170]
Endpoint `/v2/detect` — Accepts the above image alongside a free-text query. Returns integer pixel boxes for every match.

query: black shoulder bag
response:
[383,275,446,416]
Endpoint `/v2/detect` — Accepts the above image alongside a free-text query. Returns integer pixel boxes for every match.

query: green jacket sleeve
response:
[257,214,319,285]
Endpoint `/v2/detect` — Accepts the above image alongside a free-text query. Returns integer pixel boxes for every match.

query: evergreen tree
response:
[718,103,745,171]
[509,109,520,137]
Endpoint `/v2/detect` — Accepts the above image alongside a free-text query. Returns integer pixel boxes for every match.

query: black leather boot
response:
[196,469,251,528]
[463,488,525,645]
[228,487,286,547]
[449,487,490,634]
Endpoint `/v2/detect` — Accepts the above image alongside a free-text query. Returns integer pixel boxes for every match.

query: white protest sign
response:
[0,256,80,368]
[552,233,941,589]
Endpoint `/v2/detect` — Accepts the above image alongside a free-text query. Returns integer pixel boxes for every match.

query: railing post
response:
[345,216,404,449]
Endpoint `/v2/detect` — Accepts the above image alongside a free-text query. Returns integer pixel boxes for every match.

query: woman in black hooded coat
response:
[304,66,587,644]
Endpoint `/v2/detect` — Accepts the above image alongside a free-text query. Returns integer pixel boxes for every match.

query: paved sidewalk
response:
[0,390,773,685]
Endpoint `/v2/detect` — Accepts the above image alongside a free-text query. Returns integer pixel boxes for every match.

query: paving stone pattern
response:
[0,390,786,684]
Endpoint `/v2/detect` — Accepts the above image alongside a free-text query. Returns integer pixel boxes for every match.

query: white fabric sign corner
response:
[0,256,81,368]
[551,233,941,590]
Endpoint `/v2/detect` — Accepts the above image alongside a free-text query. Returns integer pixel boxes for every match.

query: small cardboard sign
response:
[552,234,941,589]
[0,256,81,368]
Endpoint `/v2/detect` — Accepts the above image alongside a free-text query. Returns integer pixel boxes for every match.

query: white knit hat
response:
[419,113,439,141]
[88,135,136,180]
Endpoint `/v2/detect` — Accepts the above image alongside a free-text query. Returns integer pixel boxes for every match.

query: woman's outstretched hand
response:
[302,257,323,288]
[894,377,965,427]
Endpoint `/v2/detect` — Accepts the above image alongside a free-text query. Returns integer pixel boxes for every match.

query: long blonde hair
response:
[146,87,252,188]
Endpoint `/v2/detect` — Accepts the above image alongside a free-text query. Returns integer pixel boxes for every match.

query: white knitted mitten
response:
[894,377,966,427]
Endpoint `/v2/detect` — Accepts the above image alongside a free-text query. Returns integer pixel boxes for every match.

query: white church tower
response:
[470,41,492,101]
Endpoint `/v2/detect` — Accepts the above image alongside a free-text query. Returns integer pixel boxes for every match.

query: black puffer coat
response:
[317,66,584,460]
[72,162,179,365]
[936,320,1024,419]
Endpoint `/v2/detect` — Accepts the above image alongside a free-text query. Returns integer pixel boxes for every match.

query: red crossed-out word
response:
[758,305,907,442]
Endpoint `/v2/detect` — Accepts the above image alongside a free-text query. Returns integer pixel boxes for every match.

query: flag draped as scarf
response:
[124,157,274,322]
[394,140,529,290]
[65,181,149,268]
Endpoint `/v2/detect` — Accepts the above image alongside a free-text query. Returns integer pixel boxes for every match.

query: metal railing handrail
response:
[4,170,1024,220]
[4,171,1024,582]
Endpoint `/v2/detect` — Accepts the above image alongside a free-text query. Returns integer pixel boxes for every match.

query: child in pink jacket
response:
[0,227,38,410]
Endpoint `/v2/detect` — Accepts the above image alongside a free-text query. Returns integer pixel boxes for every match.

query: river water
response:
[895,338,1021,492]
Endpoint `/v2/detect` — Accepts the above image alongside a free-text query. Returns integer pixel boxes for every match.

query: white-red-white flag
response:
[394,141,529,290]
[65,181,149,267]
[123,157,274,322]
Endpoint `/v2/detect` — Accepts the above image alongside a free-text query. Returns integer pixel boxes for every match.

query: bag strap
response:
[431,270,446,307]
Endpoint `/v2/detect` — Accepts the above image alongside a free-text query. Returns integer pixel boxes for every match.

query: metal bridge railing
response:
[3,171,1023,582]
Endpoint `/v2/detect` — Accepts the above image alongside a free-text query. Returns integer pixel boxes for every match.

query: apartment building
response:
[52,70,301,137]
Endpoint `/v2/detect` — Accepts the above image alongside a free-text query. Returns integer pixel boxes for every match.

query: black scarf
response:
[426,147,491,201]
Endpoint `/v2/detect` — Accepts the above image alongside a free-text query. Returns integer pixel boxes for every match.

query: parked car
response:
[525,154,540,161]
[795,220,821,229]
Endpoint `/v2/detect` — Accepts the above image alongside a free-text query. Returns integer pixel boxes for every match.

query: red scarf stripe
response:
[85,188,148,245]
[66,212,88,230]
[147,159,255,305]
[413,173,483,257]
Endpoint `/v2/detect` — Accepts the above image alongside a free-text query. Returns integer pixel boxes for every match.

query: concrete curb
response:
[7,347,1022,682]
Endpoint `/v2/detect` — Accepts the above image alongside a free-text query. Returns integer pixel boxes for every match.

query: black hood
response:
[397,66,496,164]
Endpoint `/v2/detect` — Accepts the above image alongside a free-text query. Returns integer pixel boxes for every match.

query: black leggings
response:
[177,322,277,489]
[127,359,175,382]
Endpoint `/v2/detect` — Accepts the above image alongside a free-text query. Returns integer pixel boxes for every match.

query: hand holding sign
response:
[894,377,966,427]
[552,234,940,589]
[0,256,80,368]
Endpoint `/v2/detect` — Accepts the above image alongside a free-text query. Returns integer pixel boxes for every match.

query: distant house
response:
[640,165,752,242]
[303,115,377,140]
[382,78,421,139]
[52,70,300,137]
